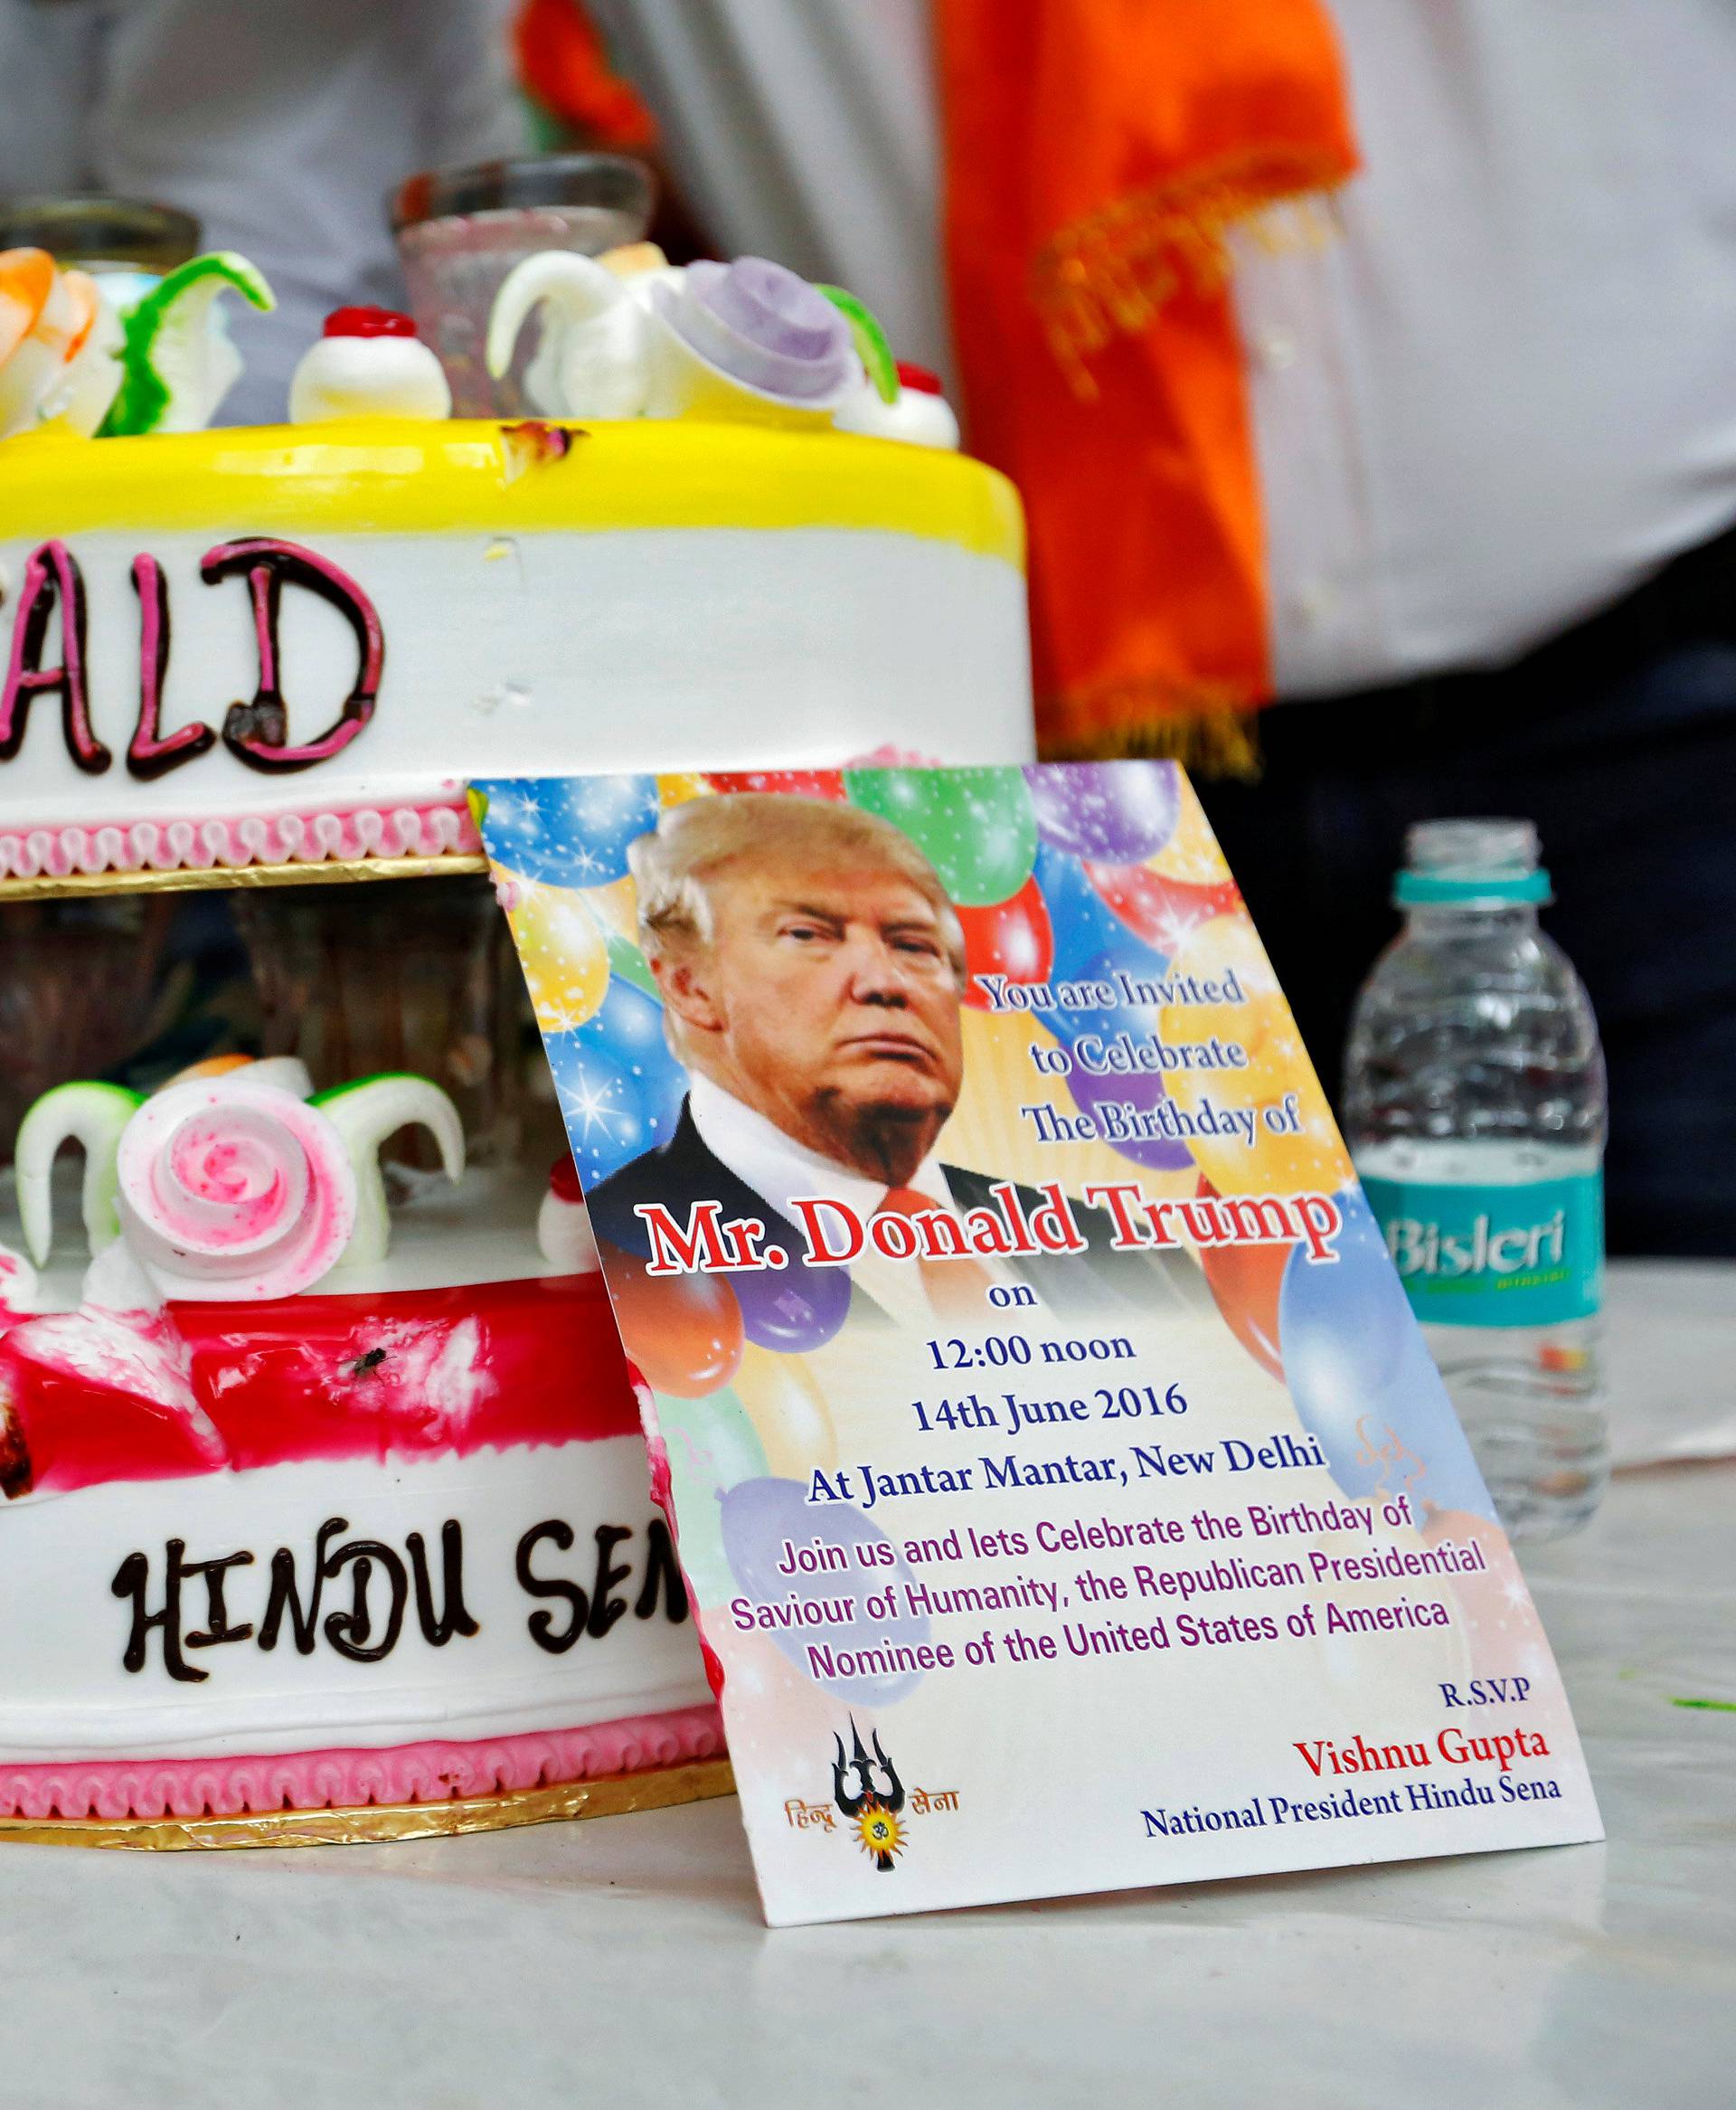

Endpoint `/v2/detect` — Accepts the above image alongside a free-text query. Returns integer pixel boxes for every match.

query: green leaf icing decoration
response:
[99,252,275,439]
[816,284,899,404]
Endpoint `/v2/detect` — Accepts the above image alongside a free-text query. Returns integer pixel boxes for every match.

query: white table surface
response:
[1,1263,1730,2110]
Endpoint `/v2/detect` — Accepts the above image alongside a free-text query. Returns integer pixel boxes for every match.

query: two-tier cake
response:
[0,238,1033,1841]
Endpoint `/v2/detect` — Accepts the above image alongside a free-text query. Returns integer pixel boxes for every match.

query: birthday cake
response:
[0,1060,722,1825]
[0,245,1030,885]
[0,237,1034,1833]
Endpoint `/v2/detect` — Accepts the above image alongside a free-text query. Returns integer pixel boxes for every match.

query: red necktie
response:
[877,1187,997,1323]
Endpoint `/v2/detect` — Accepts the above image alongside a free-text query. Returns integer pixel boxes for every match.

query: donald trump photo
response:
[588,791,1200,1325]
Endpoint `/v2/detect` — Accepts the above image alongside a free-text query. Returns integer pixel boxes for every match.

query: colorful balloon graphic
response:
[1025,762,1180,864]
[1148,779,1236,885]
[704,767,847,800]
[1084,861,1241,955]
[1156,913,1349,1197]
[958,875,1053,1009]
[477,774,661,886]
[844,766,1037,906]
[604,927,659,998]
[506,880,611,1031]
[1033,842,1164,993]
[654,1385,769,1603]
[732,1247,851,1354]
[592,969,679,1075]
[1061,1061,1194,1173]
[1421,1509,1551,1674]
[1194,1178,1288,1381]
[1278,1188,1493,1518]
[731,1342,839,1476]
[720,1475,929,1702]
[603,1239,744,1398]
[542,977,684,1185]
[1043,946,1192,1171]
[582,870,641,947]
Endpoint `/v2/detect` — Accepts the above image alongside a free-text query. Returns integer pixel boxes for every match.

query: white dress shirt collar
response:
[686,1074,954,1228]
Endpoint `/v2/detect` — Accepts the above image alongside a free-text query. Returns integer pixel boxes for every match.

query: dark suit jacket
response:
[587,1098,1209,1324]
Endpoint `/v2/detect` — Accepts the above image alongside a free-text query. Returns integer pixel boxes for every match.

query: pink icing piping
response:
[127,553,215,778]
[0,793,479,881]
[0,539,108,774]
[1,745,940,883]
[0,1702,724,1821]
[204,538,385,771]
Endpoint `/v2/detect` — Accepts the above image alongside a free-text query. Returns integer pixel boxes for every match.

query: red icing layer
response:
[2,1270,637,1496]
[0,1703,724,1820]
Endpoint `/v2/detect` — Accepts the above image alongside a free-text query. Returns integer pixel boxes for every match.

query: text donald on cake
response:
[0,535,382,779]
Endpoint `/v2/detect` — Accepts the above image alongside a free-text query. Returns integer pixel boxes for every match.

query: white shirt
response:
[598,0,1736,691]
[1240,0,1736,695]
[583,0,953,380]
[0,0,527,425]
[687,1073,964,1332]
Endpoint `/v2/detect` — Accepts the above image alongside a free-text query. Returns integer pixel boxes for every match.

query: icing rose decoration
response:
[0,248,124,440]
[288,307,452,424]
[482,247,923,435]
[14,1062,464,1299]
[99,251,276,437]
[646,256,854,422]
[116,1076,359,1301]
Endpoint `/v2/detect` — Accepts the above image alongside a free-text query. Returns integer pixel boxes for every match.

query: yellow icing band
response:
[0,420,1025,568]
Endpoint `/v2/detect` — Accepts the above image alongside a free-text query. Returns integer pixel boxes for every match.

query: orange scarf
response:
[516,0,659,152]
[938,0,1358,771]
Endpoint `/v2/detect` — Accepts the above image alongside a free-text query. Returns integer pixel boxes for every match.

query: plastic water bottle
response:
[1344,819,1608,1539]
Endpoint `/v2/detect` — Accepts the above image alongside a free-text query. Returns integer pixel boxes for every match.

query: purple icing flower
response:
[655,257,854,403]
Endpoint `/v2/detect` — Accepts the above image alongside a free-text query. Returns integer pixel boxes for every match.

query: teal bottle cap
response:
[1394,818,1552,907]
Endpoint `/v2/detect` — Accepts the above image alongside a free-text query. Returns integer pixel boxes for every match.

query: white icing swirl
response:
[116,1080,358,1302]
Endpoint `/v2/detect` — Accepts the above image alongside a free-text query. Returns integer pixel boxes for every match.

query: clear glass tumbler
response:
[390,154,656,416]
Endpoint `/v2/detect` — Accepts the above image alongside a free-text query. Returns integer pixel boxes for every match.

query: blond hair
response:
[629,791,967,981]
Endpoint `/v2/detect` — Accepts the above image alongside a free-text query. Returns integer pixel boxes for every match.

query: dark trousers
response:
[1198,523,1736,1257]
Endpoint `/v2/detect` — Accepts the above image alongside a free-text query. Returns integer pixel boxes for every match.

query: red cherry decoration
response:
[323,306,420,339]
[548,1153,583,1205]
[895,362,943,395]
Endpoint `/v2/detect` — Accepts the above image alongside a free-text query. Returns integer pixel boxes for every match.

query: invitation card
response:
[475,762,1601,1925]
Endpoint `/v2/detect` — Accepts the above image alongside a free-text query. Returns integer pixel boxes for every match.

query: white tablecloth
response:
[2,1263,1731,2109]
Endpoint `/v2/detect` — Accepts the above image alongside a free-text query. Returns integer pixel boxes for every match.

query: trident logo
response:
[832,1719,905,1871]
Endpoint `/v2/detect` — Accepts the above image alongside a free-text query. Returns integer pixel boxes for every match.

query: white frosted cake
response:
[0,244,1029,885]
[0,1099,720,1828]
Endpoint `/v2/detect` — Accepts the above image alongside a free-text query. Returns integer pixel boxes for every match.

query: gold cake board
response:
[0,1756,735,1851]
[0,852,491,903]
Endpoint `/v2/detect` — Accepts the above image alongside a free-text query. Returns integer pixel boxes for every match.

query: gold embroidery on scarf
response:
[1033,151,1346,400]
[1041,676,1265,781]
